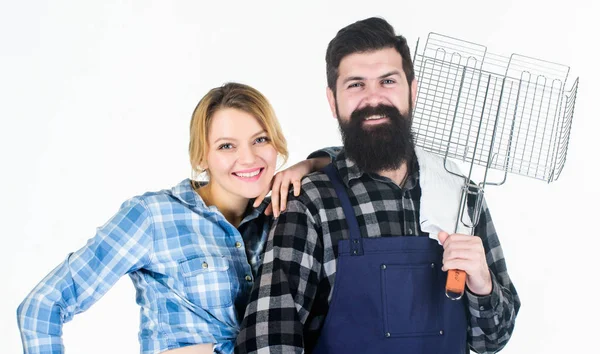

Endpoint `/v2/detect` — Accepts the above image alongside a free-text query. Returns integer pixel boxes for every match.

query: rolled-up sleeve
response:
[17,197,154,354]
[467,200,521,353]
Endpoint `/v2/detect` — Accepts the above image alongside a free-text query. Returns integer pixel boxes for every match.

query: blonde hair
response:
[189,82,288,179]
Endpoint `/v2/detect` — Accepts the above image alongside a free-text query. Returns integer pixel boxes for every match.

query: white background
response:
[1,0,598,353]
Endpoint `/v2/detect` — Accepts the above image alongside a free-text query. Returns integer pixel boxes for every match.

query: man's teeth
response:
[365,115,386,121]
[235,170,261,178]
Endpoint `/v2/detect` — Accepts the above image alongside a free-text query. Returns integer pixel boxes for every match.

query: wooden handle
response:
[445,269,466,300]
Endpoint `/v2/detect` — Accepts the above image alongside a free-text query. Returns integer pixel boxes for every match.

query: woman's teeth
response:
[234,169,261,178]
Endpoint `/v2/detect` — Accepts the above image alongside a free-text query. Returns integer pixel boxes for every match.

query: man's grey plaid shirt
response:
[236,150,520,354]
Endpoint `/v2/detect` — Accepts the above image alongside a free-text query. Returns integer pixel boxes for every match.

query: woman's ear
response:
[197,159,208,173]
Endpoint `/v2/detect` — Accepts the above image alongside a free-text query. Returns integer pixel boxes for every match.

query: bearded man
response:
[236,17,520,354]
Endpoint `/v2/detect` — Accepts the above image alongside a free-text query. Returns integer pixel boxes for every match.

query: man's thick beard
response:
[338,104,415,174]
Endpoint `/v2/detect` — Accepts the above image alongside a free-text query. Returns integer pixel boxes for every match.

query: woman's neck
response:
[196,182,249,228]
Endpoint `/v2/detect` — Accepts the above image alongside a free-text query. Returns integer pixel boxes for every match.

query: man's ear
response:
[326,87,338,119]
[411,78,418,108]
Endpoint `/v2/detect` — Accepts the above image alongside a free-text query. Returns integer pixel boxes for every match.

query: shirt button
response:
[407,229,413,235]
[245,275,253,282]
[235,241,242,248]
[480,306,486,311]
[202,262,208,269]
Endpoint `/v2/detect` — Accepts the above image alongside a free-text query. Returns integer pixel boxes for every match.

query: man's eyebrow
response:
[342,71,402,85]
[378,70,402,79]
[342,76,365,85]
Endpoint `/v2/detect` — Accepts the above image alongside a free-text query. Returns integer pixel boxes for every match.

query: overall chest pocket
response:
[179,255,233,309]
[381,262,444,337]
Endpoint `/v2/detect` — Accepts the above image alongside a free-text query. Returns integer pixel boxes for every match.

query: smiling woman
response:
[16,82,335,354]
[202,108,279,215]
[190,84,288,228]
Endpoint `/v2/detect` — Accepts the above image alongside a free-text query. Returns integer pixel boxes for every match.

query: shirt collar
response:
[171,179,204,207]
[333,150,420,190]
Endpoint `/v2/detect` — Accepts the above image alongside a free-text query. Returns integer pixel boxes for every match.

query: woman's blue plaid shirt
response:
[17,179,271,354]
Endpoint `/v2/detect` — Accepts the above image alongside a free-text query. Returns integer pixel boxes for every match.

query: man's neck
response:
[376,161,410,187]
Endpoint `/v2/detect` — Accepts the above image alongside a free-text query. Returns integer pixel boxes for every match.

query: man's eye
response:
[347,82,363,89]
[218,143,233,150]
[382,79,395,84]
[255,136,270,144]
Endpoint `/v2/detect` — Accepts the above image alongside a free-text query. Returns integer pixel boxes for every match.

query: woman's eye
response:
[255,136,269,144]
[218,143,233,150]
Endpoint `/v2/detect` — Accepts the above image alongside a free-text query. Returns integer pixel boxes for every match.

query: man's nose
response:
[363,83,385,106]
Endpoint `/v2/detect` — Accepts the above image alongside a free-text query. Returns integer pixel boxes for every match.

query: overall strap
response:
[323,163,363,256]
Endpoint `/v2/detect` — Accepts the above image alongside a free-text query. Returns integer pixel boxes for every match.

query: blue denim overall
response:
[312,164,468,354]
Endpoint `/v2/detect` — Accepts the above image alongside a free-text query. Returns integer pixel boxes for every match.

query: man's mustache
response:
[350,104,402,124]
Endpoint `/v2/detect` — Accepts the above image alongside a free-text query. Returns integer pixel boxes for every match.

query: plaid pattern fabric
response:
[17,179,271,354]
[236,151,520,354]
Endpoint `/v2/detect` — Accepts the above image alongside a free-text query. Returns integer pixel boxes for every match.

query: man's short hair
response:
[325,17,415,94]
